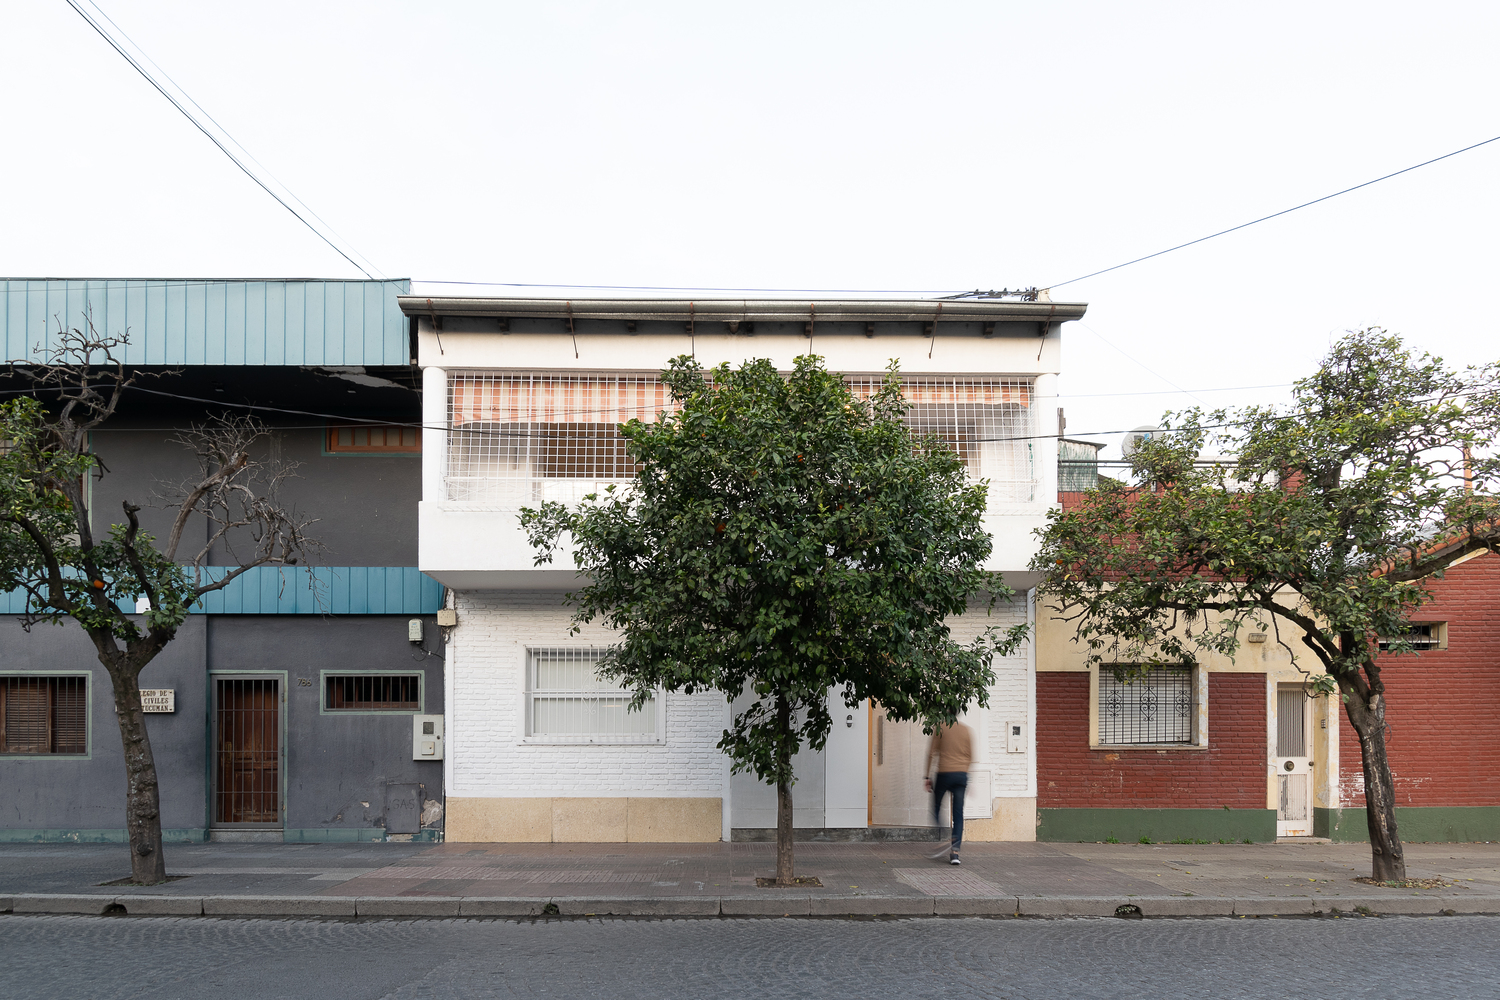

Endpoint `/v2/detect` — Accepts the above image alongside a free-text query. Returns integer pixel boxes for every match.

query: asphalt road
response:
[3,913,1495,1000]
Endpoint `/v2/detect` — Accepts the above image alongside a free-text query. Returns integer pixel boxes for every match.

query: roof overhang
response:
[397,295,1086,325]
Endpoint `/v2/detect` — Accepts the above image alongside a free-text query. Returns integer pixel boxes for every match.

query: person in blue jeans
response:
[924,720,973,865]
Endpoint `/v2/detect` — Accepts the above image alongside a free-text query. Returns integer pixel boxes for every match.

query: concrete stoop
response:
[4,893,1496,920]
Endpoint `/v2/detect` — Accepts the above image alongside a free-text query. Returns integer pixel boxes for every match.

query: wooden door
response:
[213,677,282,826]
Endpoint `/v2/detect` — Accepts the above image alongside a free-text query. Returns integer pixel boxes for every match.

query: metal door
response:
[1273,685,1313,837]
[212,677,283,827]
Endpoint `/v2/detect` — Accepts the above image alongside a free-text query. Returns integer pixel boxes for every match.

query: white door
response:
[1273,685,1314,837]
[870,706,932,827]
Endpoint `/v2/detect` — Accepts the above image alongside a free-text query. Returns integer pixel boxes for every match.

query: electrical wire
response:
[62,0,382,281]
[1046,134,1500,290]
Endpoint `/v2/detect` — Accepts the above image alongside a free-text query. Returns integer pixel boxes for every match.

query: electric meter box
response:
[1006,721,1027,754]
[413,714,444,760]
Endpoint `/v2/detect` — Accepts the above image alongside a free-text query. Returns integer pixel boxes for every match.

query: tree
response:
[1032,329,1500,881]
[522,355,1027,883]
[0,318,318,884]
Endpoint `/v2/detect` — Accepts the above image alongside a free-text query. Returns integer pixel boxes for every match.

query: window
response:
[1,675,87,755]
[325,424,421,454]
[1378,623,1446,651]
[324,673,422,712]
[1096,666,1196,746]
[445,372,1037,508]
[525,648,659,743]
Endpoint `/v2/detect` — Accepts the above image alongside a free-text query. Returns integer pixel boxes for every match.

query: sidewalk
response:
[2,840,1497,919]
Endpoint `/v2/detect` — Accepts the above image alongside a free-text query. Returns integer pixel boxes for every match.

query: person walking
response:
[924,719,972,865]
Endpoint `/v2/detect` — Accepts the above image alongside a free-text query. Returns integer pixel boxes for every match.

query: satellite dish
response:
[1122,426,1160,457]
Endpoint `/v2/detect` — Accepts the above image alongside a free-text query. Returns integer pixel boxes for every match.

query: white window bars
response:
[525,648,661,743]
[444,372,1037,508]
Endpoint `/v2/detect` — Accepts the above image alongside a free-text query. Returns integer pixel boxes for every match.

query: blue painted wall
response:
[1,278,411,366]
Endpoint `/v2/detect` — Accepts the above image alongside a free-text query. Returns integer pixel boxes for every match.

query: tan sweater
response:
[928,722,973,774]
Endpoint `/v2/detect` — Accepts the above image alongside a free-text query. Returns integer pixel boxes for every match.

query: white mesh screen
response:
[446,372,1036,508]
[527,648,658,741]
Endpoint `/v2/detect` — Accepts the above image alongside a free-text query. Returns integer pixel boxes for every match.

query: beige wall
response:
[447,796,723,843]
[962,797,1036,841]
[1034,596,1303,673]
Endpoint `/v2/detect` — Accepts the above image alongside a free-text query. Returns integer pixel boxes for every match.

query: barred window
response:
[1,675,88,755]
[324,673,422,712]
[444,372,1036,508]
[1097,666,1195,745]
[1378,623,1444,651]
[525,648,659,743]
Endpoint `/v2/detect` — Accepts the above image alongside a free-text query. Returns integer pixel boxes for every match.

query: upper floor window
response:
[326,424,421,455]
[1,675,88,755]
[444,372,1036,507]
[1378,623,1446,651]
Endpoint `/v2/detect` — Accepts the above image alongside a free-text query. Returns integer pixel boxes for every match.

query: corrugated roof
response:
[2,278,411,366]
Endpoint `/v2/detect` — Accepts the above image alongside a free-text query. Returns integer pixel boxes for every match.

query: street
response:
[3,913,1495,1000]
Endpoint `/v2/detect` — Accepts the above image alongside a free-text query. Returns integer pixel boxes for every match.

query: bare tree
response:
[0,314,318,883]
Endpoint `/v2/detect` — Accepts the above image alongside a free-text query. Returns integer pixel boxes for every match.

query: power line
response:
[63,0,383,281]
[1046,133,1500,290]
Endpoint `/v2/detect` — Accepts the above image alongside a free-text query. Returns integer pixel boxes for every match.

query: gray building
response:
[0,278,446,843]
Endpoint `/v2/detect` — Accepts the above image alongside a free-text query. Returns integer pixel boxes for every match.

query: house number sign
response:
[141,689,176,713]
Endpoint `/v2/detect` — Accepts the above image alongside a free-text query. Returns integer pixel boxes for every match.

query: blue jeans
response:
[932,771,968,853]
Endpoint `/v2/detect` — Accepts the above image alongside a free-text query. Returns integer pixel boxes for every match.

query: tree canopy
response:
[522,355,1026,881]
[1032,329,1500,880]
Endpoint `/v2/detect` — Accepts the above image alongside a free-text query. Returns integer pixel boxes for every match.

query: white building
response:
[403,295,1086,843]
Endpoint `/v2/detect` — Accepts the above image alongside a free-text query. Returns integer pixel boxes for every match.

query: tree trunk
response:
[106,660,168,885]
[775,694,795,885]
[1343,687,1406,882]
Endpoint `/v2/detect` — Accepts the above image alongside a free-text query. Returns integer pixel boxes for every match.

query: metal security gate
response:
[212,677,283,827]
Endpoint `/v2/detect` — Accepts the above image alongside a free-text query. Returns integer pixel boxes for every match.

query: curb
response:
[2,892,1496,920]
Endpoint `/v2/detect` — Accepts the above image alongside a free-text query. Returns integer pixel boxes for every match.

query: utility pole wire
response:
[1047,134,1500,290]
[63,0,380,280]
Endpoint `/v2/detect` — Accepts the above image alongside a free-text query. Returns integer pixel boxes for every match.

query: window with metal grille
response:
[324,674,422,712]
[444,372,1036,508]
[1378,623,1444,651]
[0,675,88,755]
[525,648,659,743]
[326,424,421,454]
[1097,666,1195,745]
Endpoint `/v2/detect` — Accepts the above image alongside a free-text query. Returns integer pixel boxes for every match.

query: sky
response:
[4,1,1498,461]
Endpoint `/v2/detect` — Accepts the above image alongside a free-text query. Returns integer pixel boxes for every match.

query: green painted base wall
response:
[283,827,443,844]
[0,828,207,844]
[1317,807,1500,843]
[1037,808,1277,844]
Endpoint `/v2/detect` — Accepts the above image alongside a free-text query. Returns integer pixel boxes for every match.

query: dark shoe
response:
[949,855,961,865]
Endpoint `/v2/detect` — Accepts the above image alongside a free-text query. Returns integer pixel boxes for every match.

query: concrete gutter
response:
[396,296,1087,325]
[5,893,1496,920]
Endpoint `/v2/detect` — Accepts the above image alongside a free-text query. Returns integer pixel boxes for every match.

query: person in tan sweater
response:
[924,721,972,864]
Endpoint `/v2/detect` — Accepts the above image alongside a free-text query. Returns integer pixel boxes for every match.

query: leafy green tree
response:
[1032,330,1499,880]
[522,355,1026,883]
[1,321,317,884]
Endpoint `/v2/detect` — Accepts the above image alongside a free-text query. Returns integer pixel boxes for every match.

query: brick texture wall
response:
[447,591,729,798]
[1038,671,1267,809]
[1338,551,1500,808]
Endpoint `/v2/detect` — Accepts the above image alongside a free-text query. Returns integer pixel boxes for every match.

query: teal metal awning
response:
[1,566,443,616]
[2,278,411,367]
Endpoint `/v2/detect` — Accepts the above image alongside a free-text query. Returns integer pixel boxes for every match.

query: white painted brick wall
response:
[447,590,1033,800]
[448,590,728,798]
[947,596,1032,796]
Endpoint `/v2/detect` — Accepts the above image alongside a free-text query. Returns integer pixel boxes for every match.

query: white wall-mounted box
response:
[414,714,444,760]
